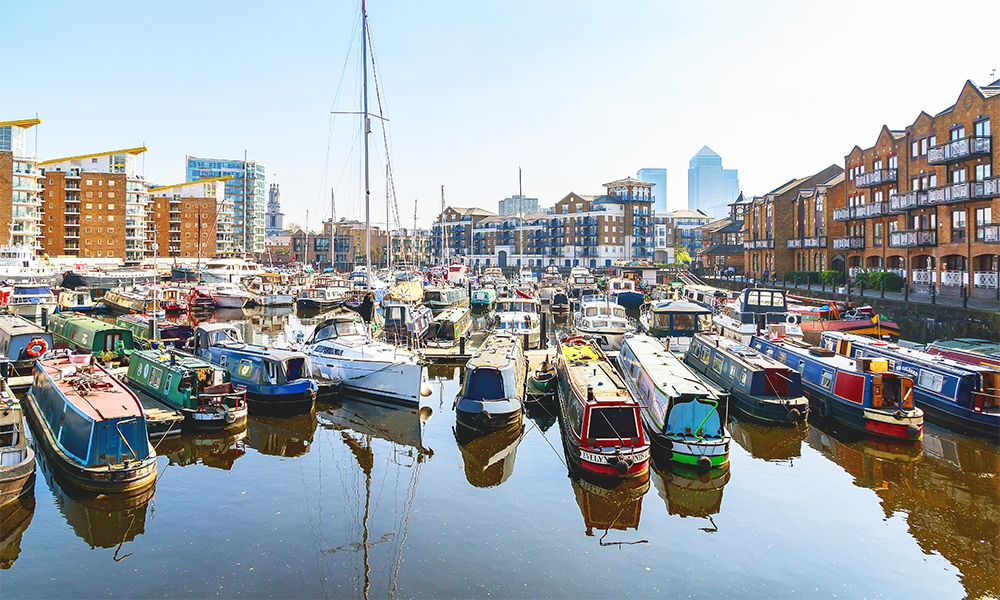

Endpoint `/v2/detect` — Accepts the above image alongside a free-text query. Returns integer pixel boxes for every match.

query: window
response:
[108,216,114,222]
[951,126,966,141]
[975,119,991,137]
[85,203,92,209]
[238,359,253,378]
[952,168,967,184]
[700,347,711,364]
[976,206,993,240]
[220,355,227,368]
[911,141,918,158]
[712,356,724,373]
[798,360,805,373]
[820,370,833,389]
[164,373,173,390]
[740,370,747,386]
[918,369,945,393]
[975,164,992,181]
[920,138,928,155]
[888,155,897,169]
[928,134,936,147]
[873,222,883,247]
[952,210,966,241]
[149,367,162,387]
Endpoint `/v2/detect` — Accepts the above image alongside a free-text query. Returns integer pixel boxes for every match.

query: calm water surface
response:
[2,308,997,599]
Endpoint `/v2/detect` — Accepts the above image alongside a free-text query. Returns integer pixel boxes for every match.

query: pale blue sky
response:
[3,0,997,230]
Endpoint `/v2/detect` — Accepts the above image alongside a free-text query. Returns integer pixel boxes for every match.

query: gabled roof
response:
[703,244,744,255]
[464,207,495,216]
[729,192,750,206]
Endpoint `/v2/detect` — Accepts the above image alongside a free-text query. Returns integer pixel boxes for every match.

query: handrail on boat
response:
[693,398,719,441]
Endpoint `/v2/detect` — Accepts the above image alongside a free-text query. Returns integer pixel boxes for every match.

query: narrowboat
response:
[573,295,633,350]
[423,286,469,314]
[684,332,809,424]
[549,289,570,315]
[301,311,427,406]
[381,300,432,346]
[455,421,524,488]
[618,335,730,473]
[0,362,34,508]
[57,289,96,312]
[638,299,714,354]
[821,331,999,441]
[187,285,216,309]
[0,314,54,375]
[125,349,248,431]
[426,307,473,348]
[493,297,541,349]
[713,288,802,345]
[555,337,650,480]
[607,277,645,310]
[47,312,135,364]
[191,324,317,415]
[115,314,193,350]
[926,338,1000,371]
[100,286,162,314]
[455,333,526,433]
[470,287,497,310]
[296,286,344,310]
[22,351,157,492]
[6,285,58,320]
[751,335,924,442]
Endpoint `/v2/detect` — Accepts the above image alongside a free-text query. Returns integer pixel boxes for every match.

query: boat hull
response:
[683,355,808,425]
[312,357,423,407]
[245,388,315,416]
[805,388,923,441]
[213,295,249,308]
[612,291,645,310]
[62,271,155,289]
[800,319,901,345]
[0,448,35,508]
[296,298,339,310]
[8,302,58,320]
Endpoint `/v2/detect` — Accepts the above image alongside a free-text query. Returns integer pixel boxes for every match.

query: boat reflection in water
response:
[807,422,999,600]
[728,415,808,463]
[247,409,318,458]
[569,465,650,544]
[315,395,432,598]
[0,495,34,569]
[651,460,730,523]
[156,425,248,470]
[455,421,524,488]
[426,364,459,382]
[38,451,154,552]
[525,401,558,433]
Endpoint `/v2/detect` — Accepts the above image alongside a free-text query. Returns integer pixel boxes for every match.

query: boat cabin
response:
[116,314,193,350]
[382,301,432,343]
[427,307,473,345]
[640,300,713,344]
[0,314,53,374]
[47,312,134,362]
[423,287,469,311]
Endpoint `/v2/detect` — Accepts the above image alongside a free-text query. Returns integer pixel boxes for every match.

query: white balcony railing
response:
[912,269,937,285]
[940,270,968,287]
[973,271,999,289]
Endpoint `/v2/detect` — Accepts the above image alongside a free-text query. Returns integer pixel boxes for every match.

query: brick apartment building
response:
[789,172,845,273]
[0,119,44,253]
[148,177,228,259]
[699,193,749,275]
[744,165,844,279]
[833,79,999,297]
[39,148,150,264]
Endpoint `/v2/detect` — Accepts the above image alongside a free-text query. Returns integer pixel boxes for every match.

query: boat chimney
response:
[587,385,595,403]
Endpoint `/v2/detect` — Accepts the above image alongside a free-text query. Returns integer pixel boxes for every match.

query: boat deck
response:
[420,331,489,363]
[698,333,788,371]
[132,390,185,438]
[561,344,628,402]
[38,358,140,420]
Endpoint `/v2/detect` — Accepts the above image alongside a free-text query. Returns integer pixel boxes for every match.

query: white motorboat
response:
[201,258,265,283]
[0,246,60,286]
[210,282,252,308]
[302,311,426,406]
[573,294,633,350]
[713,288,802,345]
[4,284,58,320]
[492,297,541,349]
[537,272,562,303]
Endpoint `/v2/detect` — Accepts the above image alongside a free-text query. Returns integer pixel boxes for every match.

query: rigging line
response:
[389,457,421,600]
[113,0,238,86]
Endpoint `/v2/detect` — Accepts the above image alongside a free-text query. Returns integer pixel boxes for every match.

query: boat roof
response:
[561,343,633,403]
[38,356,142,420]
[469,334,521,369]
[211,343,307,361]
[0,314,45,336]
[50,313,125,332]
[134,349,218,371]
[624,335,718,398]
[648,300,711,314]
[434,306,470,321]
[757,337,867,373]
[695,332,788,371]
[930,339,1000,356]
[825,332,992,376]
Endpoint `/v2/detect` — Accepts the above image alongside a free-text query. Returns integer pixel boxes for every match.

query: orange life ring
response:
[563,335,587,346]
[26,337,48,357]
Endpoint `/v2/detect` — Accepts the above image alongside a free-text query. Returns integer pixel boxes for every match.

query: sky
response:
[3,0,998,231]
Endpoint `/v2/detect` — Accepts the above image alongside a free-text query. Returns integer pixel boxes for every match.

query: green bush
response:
[820,270,843,285]
[784,270,821,284]
[854,270,903,292]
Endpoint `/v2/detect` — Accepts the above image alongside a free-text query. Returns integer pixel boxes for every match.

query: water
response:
[2,308,997,599]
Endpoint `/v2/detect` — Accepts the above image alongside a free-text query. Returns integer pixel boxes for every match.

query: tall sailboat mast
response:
[362,0,372,293]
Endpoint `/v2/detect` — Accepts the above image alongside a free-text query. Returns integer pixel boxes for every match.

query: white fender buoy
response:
[420,382,433,397]
[786,313,800,326]
[419,406,433,423]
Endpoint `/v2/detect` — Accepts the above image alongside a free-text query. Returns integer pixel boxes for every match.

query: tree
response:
[674,247,693,265]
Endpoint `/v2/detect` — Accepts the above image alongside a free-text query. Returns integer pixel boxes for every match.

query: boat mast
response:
[441,185,447,266]
[386,164,391,272]
[363,0,372,293]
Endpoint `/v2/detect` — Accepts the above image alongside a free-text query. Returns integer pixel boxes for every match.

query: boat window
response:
[652,312,671,330]
[587,407,639,440]
[143,363,150,378]
[798,360,805,372]
[740,370,747,385]
[697,314,713,332]
[263,361,278,385]
[728,364,737,378]
[81,332,88,345]
[613,308,626,319]
[284,357,306,382]
[820,370,834,388]
[778,352,787,362]
[585,308,598,317]
[238,359,253,379]
[712,356,724,374]
[164,373,173,390]
[220,355,227,368]
[700,348,710,363]
[464,368,506,400]
[149,367,162,387]
[425,291,442,302]
[672,313,695,333]
[917,369,945,393]
[313,324,338,341]
[336,320,366,337]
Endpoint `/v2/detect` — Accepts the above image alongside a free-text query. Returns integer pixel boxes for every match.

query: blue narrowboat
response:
[821,331,999,441]
[455,333,526,433]
[191,324,317,415]
[751,335,923,442]
[684,332,809,425]
[22,351,157,492]
[0,314,54,376]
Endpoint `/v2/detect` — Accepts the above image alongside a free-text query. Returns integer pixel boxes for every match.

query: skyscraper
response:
[687,146,739,219]
[185,155,265,254]
[266,183,284,236]
[637,168,667,213]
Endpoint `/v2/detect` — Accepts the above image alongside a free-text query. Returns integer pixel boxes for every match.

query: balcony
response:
[978,224,1000,244]
[925,181,972,206]
[974,175,1000,198]
[745,239,774,250]
[888,190,924,213]
[65,184,81,191]
[832,236,865,250]
[855,169,897,188]
[927,135,991,165]
[833,203,886,221]
[888,229,937,248]
[786,236,827,249]
[832,207,852,222]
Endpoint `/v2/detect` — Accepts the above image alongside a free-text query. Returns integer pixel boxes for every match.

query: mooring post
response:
[540,311,547,347]
[962,285,968,309]
[41,307,48,329]
[459,335,465,356]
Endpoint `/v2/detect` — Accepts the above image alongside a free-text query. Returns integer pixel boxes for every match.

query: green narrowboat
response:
[125,349,247,431]
[115,314,194,350]
[46,312,135,365]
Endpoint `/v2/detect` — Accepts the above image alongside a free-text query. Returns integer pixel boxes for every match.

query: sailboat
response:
[301,0,429,407]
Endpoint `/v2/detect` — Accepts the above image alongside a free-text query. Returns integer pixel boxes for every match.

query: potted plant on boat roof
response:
[98,350,117,368]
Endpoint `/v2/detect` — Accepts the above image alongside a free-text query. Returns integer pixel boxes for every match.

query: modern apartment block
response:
[148,177,228,259]
[39,148,150,264]
[637,168,667,213]
[185,155,265,255]
[431,176,655,269]
[498,195,538,216]
[0,119,44,253]
[744,165,844,278]
[833,79,999,297]
[688,146,739,219]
